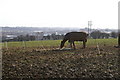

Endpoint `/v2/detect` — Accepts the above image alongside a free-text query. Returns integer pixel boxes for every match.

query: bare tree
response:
[111,32,118,38]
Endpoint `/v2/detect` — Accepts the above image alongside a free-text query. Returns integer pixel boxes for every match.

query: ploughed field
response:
[2,39,120,78]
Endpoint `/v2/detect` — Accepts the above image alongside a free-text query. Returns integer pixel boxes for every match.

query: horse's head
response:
[60,41,64,48]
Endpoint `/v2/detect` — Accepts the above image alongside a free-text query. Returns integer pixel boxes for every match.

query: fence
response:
[2,40,62,50]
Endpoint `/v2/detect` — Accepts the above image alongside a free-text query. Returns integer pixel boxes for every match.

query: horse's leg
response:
[83,41,86,49]
[73,42,76,49]
[70,42,72,48]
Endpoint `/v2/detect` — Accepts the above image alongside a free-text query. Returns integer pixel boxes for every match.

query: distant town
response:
[0,27,118,42]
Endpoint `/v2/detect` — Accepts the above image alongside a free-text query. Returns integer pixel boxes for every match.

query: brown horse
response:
[60,32,88,49]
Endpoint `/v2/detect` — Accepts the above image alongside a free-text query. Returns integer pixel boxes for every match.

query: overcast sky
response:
[0,0,119,29]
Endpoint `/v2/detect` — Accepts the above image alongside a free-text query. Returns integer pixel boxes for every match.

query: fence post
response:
[118,34,120,46]
[118,2,120,47]
[23,41,26,49]
[5,42,8,50]
[95,39,100,54]
[0,44,2,79]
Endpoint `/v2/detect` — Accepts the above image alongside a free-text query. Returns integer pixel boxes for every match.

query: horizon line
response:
[0,26,118,30]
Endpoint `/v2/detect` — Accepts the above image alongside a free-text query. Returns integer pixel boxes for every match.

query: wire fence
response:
[1,38,117,51]
[1,40,61,50]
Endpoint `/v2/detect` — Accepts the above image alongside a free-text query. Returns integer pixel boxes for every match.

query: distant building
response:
[33,31,44,40]
[6,35,17,40]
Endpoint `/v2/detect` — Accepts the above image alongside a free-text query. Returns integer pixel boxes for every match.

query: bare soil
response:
[2,45,120,78]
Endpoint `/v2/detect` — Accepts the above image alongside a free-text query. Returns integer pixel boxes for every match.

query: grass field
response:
[1,38,118,48]
[2,38,120,78]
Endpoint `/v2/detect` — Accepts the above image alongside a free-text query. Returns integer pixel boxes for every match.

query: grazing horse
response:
[60,32,88,49]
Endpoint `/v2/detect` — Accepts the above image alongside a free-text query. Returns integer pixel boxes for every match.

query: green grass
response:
[2,40,61,48]
[86,38,117,46]
[1,38,117,48]
[73,38,117,47]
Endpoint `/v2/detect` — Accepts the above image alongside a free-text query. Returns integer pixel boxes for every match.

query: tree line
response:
[2,33,64,42]
[90,30,118,39]
[2,30,118,42]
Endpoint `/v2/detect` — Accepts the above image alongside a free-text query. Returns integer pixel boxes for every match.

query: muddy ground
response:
[2,45,120,78]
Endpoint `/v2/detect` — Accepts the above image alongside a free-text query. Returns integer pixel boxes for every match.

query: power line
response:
[88,21,92,37]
